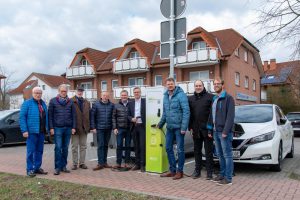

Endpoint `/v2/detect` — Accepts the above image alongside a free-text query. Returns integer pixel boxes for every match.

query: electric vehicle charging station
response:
[145,86,169,173]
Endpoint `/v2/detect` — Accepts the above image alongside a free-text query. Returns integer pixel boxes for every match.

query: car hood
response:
[236,122,275,139]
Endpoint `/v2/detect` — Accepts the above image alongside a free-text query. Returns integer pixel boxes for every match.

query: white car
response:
[232,104,294,171]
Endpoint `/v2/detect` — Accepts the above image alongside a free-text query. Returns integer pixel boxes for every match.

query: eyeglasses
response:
[34,92,42,94]
[60,90,67,93]
[213,83,222,86]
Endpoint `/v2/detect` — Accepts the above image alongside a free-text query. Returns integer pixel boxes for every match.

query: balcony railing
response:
[114,57,149,74]
[176,47,219,67]
[66,65,96,79]
[113,85,149,99]
[68,89,97,99]
[112,80,215,99]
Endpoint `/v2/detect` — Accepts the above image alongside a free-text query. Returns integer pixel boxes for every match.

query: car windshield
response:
[287,113,300,121]
[0,110,16,120]
[235,105,273,123]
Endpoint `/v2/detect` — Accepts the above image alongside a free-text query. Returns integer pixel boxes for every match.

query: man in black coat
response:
[188,80,214,180]
[128,87,146,172]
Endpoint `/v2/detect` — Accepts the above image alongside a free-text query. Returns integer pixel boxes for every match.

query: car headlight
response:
[247,131,275,145]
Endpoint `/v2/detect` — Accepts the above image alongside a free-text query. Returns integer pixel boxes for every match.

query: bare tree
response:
[253,0,300,59]
[0,65,17,110]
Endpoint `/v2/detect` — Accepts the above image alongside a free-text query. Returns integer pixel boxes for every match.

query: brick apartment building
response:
[66,26,264,105]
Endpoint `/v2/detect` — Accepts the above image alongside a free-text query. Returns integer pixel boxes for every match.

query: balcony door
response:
[81,82,92,90]
[189,71,209,81]
[128,77,144,86]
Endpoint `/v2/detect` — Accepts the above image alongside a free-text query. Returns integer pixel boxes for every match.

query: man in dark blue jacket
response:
[48,84,76,175]
[20,87,49,177]
[90,91,114,170]
[207,77,235,185]
[158,78,190,180]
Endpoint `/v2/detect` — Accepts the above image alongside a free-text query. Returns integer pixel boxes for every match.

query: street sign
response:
[160,0,186,19]
[160,40,187,59]
[160,17,186,43]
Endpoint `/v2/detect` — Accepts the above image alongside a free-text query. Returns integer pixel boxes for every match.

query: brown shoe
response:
[71,165,78,170]
[113,164,121,169]
[173,172,183,180]
[93,164,104,171]
[103,163,112,168]
[79,164,88,169]
[160,171,176,177]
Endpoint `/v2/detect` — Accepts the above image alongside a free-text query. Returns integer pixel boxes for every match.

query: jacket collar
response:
[213,90,227,101]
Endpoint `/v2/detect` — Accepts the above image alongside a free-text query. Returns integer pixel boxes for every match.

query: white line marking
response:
[184,160,195,165]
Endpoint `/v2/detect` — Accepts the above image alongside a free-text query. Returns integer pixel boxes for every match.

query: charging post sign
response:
[145,87,169,173]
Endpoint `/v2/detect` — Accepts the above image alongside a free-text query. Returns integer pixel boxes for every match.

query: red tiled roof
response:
[32,72,70,88]
[73,48,109,69]
[9,80,37,95]
[265,60,300,76]
[97,47,124,72]
[0,74,6,79]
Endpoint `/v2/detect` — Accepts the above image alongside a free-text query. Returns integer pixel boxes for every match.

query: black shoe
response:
[79,164,88,169]
[72,165,78,170]
[211,175,224,182]
[140,166,145,172]
[206,175,213,180]
[61,167,70,173]
[54,169,60,175]
[131,165,140,171]
[191,170,201,179]
[217,179,232,186]
[27,171,36,178]
[35,168,48,175]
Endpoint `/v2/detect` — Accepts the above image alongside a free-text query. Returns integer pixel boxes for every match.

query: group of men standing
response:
[20,76,235,185]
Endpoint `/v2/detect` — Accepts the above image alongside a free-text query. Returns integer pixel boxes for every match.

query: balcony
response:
[114,57,149,74]
[113,85,149,99]
[66,65,96,79]
[68,89,97,100]
[175,47,219,68]
[177,80,215,94]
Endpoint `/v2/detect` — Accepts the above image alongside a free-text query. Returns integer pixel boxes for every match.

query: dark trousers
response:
[132,124,145,167]
[116,128,131,165]
[54,127,71,170]
[193,136,214,176]
[97,129,111,165]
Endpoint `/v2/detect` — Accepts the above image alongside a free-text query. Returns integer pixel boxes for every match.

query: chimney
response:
[263,60,269,72]
[269,59,277,70]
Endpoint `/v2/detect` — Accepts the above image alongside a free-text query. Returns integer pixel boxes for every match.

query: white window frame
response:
[244,76,249,89]
[252,79,256,91]
[81,82,92,90]
[244,50,248,62]
[130,51,140,59]
[81,58,89,66]
[155,75,163,86]
[128,77,144,86]
[234,48,239,57]
[112,80,118,89]
[235,72,240,86]
[192,41,206,50]
[189,70,210,81]
[101,81,107,92]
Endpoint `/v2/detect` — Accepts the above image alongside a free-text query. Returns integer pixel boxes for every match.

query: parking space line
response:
[89,156,116,162]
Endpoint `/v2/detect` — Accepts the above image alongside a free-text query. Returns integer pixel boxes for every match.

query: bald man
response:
[20,87,49,177]
[90,91,114,170]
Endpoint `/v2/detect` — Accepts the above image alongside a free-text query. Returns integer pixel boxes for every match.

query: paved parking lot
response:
[0,134,300,200]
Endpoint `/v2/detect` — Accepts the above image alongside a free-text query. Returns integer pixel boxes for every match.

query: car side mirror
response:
[7,119,15,125]
[280,118,287,125]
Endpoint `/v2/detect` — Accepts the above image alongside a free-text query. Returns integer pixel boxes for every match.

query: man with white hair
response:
[49,84,76,175]
[20,87,49,177]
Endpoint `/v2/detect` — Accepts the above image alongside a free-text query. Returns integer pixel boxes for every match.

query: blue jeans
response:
[165,128,185,173]
[116,128,131,165]
[26,133,45,173]
[54,127,71,170]
[97,129,111,165]
[214,131,233,182]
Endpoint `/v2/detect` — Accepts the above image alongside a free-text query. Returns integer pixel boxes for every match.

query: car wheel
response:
[286,137,294,158]
[0,133,4,148]
[270,141,283,172]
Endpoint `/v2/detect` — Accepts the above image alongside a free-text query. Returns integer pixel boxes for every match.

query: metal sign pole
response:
[169,0,175,79]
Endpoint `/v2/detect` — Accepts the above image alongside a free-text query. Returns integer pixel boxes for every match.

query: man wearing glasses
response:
[49,84,76,175]
[20,87,49,177]
[207,77,235,185]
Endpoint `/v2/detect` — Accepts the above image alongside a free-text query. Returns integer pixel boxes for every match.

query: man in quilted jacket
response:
[158,77,190,180]
[20,87,49,177]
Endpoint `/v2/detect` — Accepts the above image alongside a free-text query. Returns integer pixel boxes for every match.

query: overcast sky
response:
[0,0,294,86]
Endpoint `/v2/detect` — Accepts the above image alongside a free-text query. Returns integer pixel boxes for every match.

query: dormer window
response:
[130,51,140,59]
[81,58,89,66]
[192,41,206,50]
